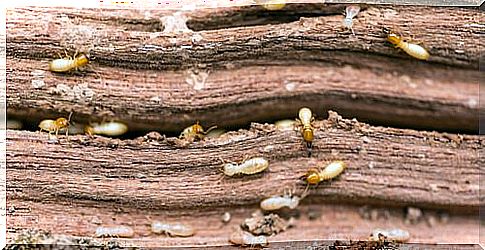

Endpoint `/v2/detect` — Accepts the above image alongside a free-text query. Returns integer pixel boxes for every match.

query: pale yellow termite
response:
[223,157,269,177]
[229,229,268,247]
[304,160,346,185]
[254,0,286,10]
[369,228,410,242]
[49,52,90,72]
[38,112,73,138]
[151,221,195,237]
[260,194,301,211]
[84,121,128,137]
[342,5,361,35]
[296,107,314,156]
[274,119,296,131]
[95,225,134,238]
[386,30,430,60]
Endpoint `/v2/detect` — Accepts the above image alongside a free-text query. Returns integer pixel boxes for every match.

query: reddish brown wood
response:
[7,112,482,212]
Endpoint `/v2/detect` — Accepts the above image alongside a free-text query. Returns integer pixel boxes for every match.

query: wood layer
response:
[6,5,482,133]
[6,112,482,212]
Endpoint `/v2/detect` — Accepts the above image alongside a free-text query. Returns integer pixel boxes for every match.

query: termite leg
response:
[63,50,72,60]
[303,183,310,198]
[216,157,227,182]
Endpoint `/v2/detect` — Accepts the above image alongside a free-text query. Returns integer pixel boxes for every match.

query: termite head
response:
[55,112,72,129]
[55,118,69,128]
[304,168,321,185]
[386,33,402,46]
[76,54,90,65]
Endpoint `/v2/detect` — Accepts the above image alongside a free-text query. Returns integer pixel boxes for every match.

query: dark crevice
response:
[69,4,351,33]
[186,4,351,32]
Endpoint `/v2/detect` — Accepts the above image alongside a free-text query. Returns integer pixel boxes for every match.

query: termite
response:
[84,121,128,137]
[385,29,430,60]
[304,160,346,185]
[49,51,90,73]
[369,228,410,243]
[95,225,134,238]
[260,188,303,211]
[179,121,217,142]
[295,107,314,156]
[274,119,296,131]
[254,0,286,10]
[151,221,195,237]
[38,112,73,138]
[223,157,269,177]
[342,5,360,35]
[229,229,268,247]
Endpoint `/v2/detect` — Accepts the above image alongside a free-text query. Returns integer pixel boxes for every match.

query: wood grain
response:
[6,5,482,133]
[7,112,482,212]
[6,200,480,247]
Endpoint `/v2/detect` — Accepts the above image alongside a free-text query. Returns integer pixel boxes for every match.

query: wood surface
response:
[5,3,483,248]
[6,5,482,132]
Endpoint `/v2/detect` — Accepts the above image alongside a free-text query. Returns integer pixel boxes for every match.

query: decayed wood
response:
[6,200,480,247]
[7,6,483,68]
[7,112,482,212]
[6,5,482,133]
[7,57,480,133]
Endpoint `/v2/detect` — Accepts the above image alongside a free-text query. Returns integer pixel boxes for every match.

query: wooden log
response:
[7,112,482,212]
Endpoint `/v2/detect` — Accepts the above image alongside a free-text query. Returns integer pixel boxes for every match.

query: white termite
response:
[223,157,269,177]
[151,221,195,237]
[274,119,296,130]
[85,121,128,137]
[343,5,361,35]
[229,229,268,247]
[95,225,134,238]
[260,194,301,211]
[49,53,89,72]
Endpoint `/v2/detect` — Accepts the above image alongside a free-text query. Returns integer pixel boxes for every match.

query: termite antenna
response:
[67,111,73,124]
[205,125,218,134]
[302,184,310,199]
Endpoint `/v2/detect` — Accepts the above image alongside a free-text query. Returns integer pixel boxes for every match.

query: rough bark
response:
[6,6,483,69]
[7,112,482,212]
[6,5,482,133]
[6,57,480,133]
